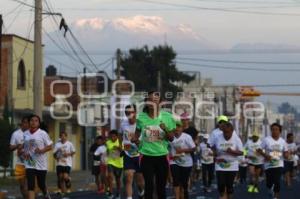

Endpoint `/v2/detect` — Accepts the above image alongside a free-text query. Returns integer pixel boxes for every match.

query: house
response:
[0,34,37,121]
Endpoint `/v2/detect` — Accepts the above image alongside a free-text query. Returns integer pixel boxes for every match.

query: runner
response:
[9,116,30,199]
[284,133,297,187]
[199,134,214,193]
[137,90,176,199]
[180,112,198,191]
[208,115,238,148]
[244,132,264,193]
[238,149,248,184]
[257,123,288,199]
[89,136,106,193]
[53,131,75,195]
[121,104,144,199]
[213,122,243,199]
[23,114,53,199]
[106,130,123,199]
[94,136,107,194]
[169,120,196,199]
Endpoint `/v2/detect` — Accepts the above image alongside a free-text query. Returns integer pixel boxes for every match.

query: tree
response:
[119,45,195,100]
[278,102,297,115]
[0,96,14,178]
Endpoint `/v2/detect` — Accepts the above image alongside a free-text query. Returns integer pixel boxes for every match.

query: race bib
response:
[144,126,164,142]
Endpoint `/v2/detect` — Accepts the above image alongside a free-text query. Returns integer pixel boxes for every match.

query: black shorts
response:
[108,164,122,178]
[284,161,294,173]
[170,164,192,187]
[124,154,141,172]
[92,165,100,175]
[248,164,264,170]
[56,166,71,175]
[26,169,47,191]
[216,171,237,195]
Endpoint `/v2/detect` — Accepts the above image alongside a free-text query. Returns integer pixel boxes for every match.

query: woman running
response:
[137,91,176,199]
[213,122,243,199]
[257,123,288,199]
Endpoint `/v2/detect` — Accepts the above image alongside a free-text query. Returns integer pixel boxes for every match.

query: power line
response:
[67,29,100,71]
[43,0,86,73]
[177,61,300,72]
[3,2,24,17]
[190,0,300,5]
[176,57,300,65]
[4,0,26,31]
[3,14,35,65]
[45,55,80,73]
[10,0,35,9]
[138,0,300,16]
[243,84,300,88]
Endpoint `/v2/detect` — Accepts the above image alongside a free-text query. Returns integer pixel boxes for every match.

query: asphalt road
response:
[45,175,300,199]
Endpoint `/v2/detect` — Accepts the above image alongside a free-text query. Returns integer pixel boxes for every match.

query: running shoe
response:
[247,185,254,193]
[253,187,259,193]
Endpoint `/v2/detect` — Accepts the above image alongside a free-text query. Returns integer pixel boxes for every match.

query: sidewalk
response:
[0,170,97,199]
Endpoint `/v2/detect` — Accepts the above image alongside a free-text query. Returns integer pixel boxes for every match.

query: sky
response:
[2,0,300,108]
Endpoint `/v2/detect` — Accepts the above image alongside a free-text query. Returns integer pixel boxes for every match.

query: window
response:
[17,60,26,89]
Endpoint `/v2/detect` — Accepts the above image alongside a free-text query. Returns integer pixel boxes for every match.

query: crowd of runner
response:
[9,91,300,199]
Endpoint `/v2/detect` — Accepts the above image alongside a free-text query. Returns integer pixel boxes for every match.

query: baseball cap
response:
[180,112,191,120]
[217,115,229,123]
[251,131,260,137]
[176,120,183,126]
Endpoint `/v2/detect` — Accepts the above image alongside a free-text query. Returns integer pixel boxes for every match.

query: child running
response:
[169,120,196,199]
[245,132,264,193]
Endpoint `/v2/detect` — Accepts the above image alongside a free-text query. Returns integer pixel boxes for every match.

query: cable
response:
[4,0,26,31]
[44,0,109,71]
[176,61,300,72]
[3,2,24,17]
[3,13,35,65]
[43,0,86,73]
[190,0,300,5]
[45,56,81,73]
[67,29,100,71]
[138,0,300,16]
[241,84,300,88]
[176,57,300,65]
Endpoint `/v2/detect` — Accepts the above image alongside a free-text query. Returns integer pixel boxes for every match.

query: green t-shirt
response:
[106,139,123,168]
[137,111,176,156]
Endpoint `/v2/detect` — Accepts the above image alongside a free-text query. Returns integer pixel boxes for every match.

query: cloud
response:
[45,15,216,56]
[71,15,206,43]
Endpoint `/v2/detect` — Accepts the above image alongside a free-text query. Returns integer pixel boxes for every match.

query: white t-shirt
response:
[53,141,75,167]
[239,155,248,167]
[261,136,288,170]
[208,128,238,148]
[121,120,139,157]
[245,139,264,165]
[294,155,299,167]
[94,145,107,165]
[199,142,214,165]
[285,142,297,162]
[10,129,25,165]
[23,129,53,170]
[170,133,196,167]
[215,134,243,171]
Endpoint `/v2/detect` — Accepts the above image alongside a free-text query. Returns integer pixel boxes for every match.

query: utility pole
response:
[0,14,3,88]
[33,0,43,118]
[115,49,121,131]
[116,49,121,80]
[157,70,161,93]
